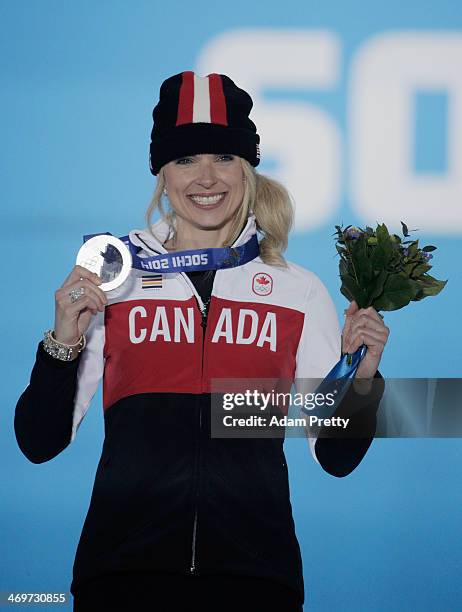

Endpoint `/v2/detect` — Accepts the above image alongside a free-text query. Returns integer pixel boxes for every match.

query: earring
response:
[163,187,168,196]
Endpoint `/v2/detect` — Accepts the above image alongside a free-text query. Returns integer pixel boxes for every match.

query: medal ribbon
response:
[83,232,260,273]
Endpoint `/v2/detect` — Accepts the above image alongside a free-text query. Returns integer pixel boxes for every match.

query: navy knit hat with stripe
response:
[149,71,261,175]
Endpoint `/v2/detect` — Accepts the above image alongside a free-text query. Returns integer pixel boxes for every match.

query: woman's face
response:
[162,153,245,235]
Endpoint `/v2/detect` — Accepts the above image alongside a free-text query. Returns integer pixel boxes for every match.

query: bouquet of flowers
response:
[304,222,447,416]
[334,221,447,311]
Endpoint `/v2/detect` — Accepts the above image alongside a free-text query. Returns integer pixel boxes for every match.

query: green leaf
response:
[357,255,374,286]
[376,223,390,244]
[340,273,360,295]
[401,221,409,237]
[340,274,359,302]
[371,244,391,272]
[414,276,448,298]
[340,274,369,307]
[407,241,419,257]
[367,269,389,303]
[340,285,354,303]
[420,273,444,285]
[375,236,393,272]
[372,274,417,311]
[403,262,416,276]
[410,263,432,278]
[422,245,437,252]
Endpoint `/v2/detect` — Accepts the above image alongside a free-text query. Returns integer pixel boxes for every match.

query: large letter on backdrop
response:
[350,32,462,233]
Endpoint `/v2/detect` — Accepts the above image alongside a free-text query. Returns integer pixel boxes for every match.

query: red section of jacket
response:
[103,297,305,410]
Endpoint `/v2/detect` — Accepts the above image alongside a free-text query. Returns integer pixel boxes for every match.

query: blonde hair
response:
[145,157,294,268]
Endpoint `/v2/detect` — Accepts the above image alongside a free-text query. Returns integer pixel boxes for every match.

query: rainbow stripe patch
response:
[141,274,163,289]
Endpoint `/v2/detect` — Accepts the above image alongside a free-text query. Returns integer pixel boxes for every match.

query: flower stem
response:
[342,231,361,293]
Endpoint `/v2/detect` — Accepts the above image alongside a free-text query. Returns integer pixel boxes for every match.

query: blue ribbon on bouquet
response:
[301,344,368,417]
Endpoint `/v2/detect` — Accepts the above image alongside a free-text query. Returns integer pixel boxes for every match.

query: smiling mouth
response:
[188,192,226,207]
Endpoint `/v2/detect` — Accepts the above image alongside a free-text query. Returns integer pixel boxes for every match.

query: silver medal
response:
[76,235,132,292]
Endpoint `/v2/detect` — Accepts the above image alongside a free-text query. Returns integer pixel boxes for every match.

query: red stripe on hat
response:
[208,74,228,126]
[176,71,194,126]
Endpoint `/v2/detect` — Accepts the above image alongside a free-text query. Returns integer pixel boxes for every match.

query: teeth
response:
[189,193,224,205]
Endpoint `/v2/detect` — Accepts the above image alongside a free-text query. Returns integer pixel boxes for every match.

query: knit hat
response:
[149,71,261,175]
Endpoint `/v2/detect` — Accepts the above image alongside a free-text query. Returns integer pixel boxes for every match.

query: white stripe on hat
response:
[193,74,211,123]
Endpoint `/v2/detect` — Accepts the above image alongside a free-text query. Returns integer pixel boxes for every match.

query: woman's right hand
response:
[54,265,108,345]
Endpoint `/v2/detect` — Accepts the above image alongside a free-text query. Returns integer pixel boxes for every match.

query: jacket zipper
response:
[190,400,202,573]
[199,298,210,380]
[177,272,208,389]
[177,272,212,575]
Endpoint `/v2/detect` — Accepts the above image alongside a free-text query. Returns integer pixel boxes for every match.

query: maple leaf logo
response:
[252,272,273,296]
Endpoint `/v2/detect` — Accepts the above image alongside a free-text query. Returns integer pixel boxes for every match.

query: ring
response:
[69,287,85,304]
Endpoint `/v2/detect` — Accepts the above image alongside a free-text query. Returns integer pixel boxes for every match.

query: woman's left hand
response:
[342,300,390,378]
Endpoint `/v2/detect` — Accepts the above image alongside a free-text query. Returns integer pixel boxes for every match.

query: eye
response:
[175,156,194,165]
[216,154,234,162]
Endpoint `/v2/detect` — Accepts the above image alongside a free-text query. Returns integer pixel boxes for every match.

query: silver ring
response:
[69,287,85,304]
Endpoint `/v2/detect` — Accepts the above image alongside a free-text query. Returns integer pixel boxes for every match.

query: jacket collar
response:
[129,213,258,255]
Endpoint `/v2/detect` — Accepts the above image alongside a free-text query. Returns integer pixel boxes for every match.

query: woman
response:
[14,71,388,611]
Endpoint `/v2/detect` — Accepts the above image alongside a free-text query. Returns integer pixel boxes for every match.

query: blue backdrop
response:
[1,1,461,610]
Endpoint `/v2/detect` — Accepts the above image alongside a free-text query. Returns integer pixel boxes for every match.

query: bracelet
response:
[42,329,86,361]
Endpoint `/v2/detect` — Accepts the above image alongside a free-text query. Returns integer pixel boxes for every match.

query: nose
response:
[195,157,217,189]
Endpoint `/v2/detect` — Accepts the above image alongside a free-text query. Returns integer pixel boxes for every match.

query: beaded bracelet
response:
[42,329,86,361]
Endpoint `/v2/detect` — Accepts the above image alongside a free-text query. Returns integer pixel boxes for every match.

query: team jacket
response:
[14,214,384,604]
